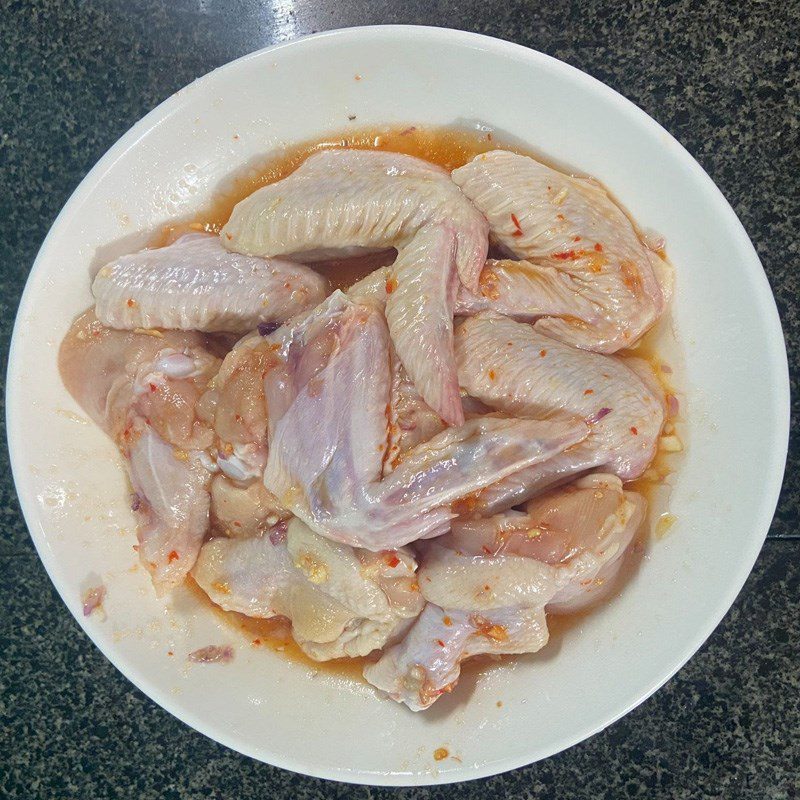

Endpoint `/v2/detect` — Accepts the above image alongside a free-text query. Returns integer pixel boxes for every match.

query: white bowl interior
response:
[7,27,789,785]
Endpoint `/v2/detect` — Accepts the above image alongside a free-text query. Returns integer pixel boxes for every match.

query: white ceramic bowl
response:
[7,26,789,785]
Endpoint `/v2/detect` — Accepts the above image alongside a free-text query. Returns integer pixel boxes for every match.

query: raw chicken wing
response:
[193,518,424,660]
[93,233,327,333]
[59,310,221,593]
[454,312,663,513]
[365,474,643,709]
[262,294,590,549]
[221,149,490,424]
[452,150,670,352]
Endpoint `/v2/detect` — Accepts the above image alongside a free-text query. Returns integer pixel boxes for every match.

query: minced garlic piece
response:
[656,513,677,539]
[295,551,329,584]
[659,434,683,452]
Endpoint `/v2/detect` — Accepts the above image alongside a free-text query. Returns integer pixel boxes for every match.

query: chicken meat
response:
[451,150,670,352]
[59,310,221,592]
[193,518,424,660]
[93,232,327,333]
[364,473,643,709]
[221,149,490,424]
[262,292,591,549]
[454,312,664,514]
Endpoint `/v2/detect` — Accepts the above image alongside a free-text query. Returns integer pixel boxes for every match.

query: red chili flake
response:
[385,277,398,294]
[488,369,496,381]
[539,349,547,357]
[552,250,578,261]
[148,382,157,393]
[126,298,136,308]
[234,413,244,423]
[594,242,603,252]
[556,213,565,220]
[584,389,594,395]
[168,550,179,562]
[252,638,262,646]
[630,426,639,435]
[232,521,242,528]
[383,552,400,568]
[573,236,581,242]
[510,213,524,237]
[442,616,452,626]
[436,639,445,647]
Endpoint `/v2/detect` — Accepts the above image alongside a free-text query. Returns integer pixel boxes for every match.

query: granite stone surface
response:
[0,0,797,797]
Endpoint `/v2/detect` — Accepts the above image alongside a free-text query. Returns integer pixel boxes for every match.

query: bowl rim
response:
[6,24,791,786]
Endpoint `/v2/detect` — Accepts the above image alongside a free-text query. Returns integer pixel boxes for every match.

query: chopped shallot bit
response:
[82,584,106,617]
[258,321,281,336]
[587,406,613,424]
[269,520,288,545]
[667,393,680,417]
[188,644,234,664]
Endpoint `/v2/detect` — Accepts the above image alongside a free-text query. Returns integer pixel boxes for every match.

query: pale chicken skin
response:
[262,293,591,550]
[221,149,490,425]
[454,312,664,514]
[451,150,670,352]
[210,474,287,538]
[62,135,676,712]
[365,474,643,709]
[59,310,221,593]
[193,518,424,660]
[93,233,327,334]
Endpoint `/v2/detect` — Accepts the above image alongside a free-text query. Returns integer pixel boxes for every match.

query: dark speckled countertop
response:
[1,2,798,797]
